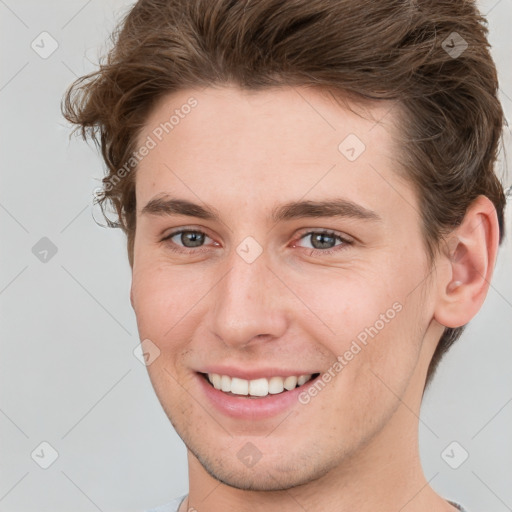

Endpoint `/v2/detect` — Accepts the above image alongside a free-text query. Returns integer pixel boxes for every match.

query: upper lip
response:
[197,366,320,380]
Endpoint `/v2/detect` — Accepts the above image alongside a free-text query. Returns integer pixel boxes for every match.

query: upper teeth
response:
[207,373,314,397]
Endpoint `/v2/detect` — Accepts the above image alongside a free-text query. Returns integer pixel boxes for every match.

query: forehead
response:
[134,85,410,217]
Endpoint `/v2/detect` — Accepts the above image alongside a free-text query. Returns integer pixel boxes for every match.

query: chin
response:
[186,439,337,492]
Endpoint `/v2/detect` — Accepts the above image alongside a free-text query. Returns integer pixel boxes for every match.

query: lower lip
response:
[196,373,318,420]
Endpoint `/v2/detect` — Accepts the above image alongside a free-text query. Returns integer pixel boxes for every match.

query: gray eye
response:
[175,231,206,248]
[306,232,337,249]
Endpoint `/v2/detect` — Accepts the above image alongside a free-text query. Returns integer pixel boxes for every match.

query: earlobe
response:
[434,195,500,329]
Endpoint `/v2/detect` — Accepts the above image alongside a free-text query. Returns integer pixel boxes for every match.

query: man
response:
[62,1,506,510]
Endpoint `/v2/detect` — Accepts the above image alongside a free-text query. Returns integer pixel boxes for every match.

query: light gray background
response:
[0,1,511,511]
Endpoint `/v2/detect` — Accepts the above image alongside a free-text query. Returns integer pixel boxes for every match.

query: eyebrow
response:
[140,195,381,223]
[272,198,381,223]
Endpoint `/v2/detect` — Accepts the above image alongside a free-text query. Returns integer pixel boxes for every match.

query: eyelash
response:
[161,228,353,256]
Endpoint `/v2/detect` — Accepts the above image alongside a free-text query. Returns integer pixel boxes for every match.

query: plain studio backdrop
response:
[0,1,511,511]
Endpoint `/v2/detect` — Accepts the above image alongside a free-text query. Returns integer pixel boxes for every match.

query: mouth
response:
[199,371,321,398]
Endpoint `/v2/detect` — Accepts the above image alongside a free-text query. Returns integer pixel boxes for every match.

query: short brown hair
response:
[62,0,506,389]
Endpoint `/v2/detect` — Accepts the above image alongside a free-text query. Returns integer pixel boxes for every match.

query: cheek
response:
[291,258,428,386]
[336,285,427,413]
[131,263,204,406]
[131,260,206,337]
[287,265,399,345]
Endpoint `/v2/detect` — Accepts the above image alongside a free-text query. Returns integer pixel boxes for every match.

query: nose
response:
[208,248,289,349]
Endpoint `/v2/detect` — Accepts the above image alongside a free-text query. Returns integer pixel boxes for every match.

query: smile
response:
[202,372,320,398]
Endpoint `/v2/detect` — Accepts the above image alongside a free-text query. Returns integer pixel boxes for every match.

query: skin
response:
[129,85,499,512]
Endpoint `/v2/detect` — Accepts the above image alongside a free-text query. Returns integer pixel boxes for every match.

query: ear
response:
[434,195,500,329]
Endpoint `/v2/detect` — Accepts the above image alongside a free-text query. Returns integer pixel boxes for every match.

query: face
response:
[130,85,441,491]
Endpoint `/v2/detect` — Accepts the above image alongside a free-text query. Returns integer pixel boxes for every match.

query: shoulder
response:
[145,495,466,512]
[447,500,470,512]
[144,494,187,512]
